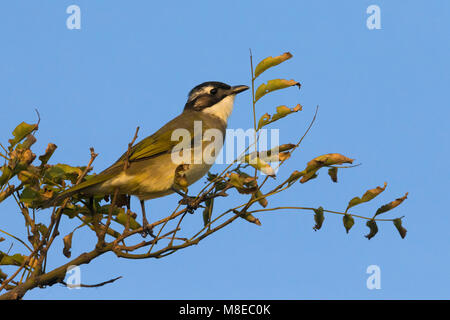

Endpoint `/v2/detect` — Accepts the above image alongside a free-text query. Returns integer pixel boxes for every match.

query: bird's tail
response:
[40,171,116,208]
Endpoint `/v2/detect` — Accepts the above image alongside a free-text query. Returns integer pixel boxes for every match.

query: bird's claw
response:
[140,218,156,238]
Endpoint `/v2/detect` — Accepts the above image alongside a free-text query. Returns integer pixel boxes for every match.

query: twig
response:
[61,276,122,288]
[124,127,139,170]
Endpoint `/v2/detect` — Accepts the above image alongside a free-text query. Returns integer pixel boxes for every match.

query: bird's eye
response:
[210,88,218,95]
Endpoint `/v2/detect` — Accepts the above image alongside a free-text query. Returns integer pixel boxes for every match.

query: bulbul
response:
[48,81,249,233]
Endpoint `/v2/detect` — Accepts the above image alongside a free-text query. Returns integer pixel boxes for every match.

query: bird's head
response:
[184,81,249,122]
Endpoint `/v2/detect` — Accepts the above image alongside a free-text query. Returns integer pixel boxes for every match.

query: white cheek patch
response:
[202,95,235,122]
[188,86,214,102]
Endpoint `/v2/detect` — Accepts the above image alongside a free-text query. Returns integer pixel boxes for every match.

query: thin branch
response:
[61,276,122,289]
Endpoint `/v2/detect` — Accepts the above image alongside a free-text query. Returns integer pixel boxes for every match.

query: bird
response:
[45,81,249,235]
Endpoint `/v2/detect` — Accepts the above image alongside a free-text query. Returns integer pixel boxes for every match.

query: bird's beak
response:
[230,85,250,95]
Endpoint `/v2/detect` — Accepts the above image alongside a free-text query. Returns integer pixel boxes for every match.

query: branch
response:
[61,276,122,288]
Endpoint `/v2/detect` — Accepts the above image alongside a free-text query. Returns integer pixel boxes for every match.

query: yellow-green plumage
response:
[49,109,227,204]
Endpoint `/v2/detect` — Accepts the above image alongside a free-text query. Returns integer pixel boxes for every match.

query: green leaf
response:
[346,182,387,212]
[257,105,302,130]
[313,207,324,231]
[254,52,293,78]
[0,252,25,266]
[19,186,43,207]
[255,79,301,102]
[202,198,214,227]
[116,209,141,230]
[8,122,38,150]
[0,166,13,187]
[343,214,355,233]
[374,193,408,217]
[365,220,378,240]
[393,218,407,239]
[43,164,83,185]
[54,164,83,183]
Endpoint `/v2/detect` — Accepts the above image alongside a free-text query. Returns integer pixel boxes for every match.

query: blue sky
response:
[0,1,449,299]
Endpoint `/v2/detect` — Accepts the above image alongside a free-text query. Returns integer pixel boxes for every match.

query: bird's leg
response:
[171,187,198,214]
[87,196,95,214]
[126,195,131,210]
[140,200,155,238]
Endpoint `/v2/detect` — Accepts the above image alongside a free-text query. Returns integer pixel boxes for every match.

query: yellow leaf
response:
[254,52,293,78]
[300,153,354,183]
[346,182,387,212]
[257,105,302,130]
[242,155,275,176]
[255,79,301,102]
[374,193,408,217]
[63,232,73,258]
[234,210,261,226]
[254,189,268,208]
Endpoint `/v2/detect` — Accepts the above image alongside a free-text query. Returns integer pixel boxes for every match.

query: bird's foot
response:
[178,196,198,214]
[140,218,156,238]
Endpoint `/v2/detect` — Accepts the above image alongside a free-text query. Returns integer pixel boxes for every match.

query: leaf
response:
[257,105,302,130]
[313,207,324,231]
[234,210,261,226]
[8,122,38,150]
[17,134,37,151]
[0,185,15,203]
[255,79,301,102]
[39,143,57,166]
[393,218,407,239]
[374,192,408,217]
[116,209,141,230]
[241,155,275,176]
[257,113,270,131]
[44,164,83,185]
[254,52,293,78]
[346,182,387,212]
[227,172,257,194]
[328,167,338,183]
[202,198,214,227]
[0,253,25,266]
[63,232,73,258]
[365,220,378,240]
[300,153,354,183]
[254,189,268,208]
[286,170,304,184]
[19,186,43,207]
[17,170,40,188]
[0,166,13,187]
[247,144,296,163]
[54,164,83,183]
[343,214,355,233]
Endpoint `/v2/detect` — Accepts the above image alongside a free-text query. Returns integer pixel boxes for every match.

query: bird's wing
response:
[45,112,206,205]
[116,111,201,163]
